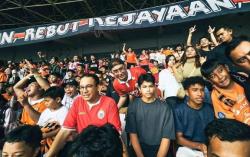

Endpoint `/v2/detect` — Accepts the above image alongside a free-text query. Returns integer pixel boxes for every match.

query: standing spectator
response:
[110,58,146,109]
[225,38,250,74]
[123,43,138,69]
[14,60,49,125]
[126,73,175,157]
[201,59,250,125]
[89,55,99,72]
[158,55,182,106]
[0,64,7,92]
[172,46,203,83]
[8,69,20,85]
[205,119,250,157]
[45,74,121,157]
[174,76,214,157]
[139,50,149,72]
[49,56,61,74]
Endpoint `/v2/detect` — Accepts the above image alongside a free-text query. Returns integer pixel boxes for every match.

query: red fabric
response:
[63,96,121,133]
[113,67,146,96]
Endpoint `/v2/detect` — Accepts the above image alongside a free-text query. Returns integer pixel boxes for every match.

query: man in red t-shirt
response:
[111,58,146,109]
[46,74,121,157]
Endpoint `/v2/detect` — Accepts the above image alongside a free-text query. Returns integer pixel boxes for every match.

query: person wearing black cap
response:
[62,79,79,109]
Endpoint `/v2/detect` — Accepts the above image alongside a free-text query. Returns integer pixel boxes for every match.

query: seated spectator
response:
[45,74,121,157]
[225,37,250,74]
[2,125,42,157]
[201,59,250,125]
[205,119,250,157]
[62,79,79,109]
[68,123,123,157]
[126,73,175,157]
[37,86,68,154]
[174,76,214,157]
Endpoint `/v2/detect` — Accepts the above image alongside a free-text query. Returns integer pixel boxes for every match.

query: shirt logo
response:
[218,112,225,119]
[78,112,86,115]
[97,110,105,119]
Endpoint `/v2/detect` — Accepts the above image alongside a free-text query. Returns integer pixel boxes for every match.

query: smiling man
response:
[46,74,121,157]
[201,59,250,125]
[174,76,214,157]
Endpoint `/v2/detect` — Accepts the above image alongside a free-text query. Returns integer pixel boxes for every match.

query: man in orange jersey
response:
[14,60,50,125]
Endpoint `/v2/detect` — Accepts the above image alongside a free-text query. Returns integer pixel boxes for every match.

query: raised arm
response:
[208,25,219,46]
[186,25,196,46]
[122,43,127,53]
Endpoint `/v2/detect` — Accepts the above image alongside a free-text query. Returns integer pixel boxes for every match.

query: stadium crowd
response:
[0,25,250,157]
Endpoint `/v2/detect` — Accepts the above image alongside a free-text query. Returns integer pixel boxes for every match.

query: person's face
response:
[26,82,40,97]
[111,64,127,81]
[230,41,250,73]
[185,47,196,58]
[91,56,95,61]
[65,85,78,97]
[49,75,57,83]
[44,97,60,109]
[186,84,205,105]
[77,65,83,73]
[67,71,73,78]
[140,81,156,99]
[99,67,106,74]
[50,58,55,64]
[79,77,99,102]
[200,38,210,47]
[208,65,232,89]
[208,137,250,157]
[2,141,38,157]
[176,46,182,51]
[167,56,176,67]
[73,56,79,62]
[6,86,14,95]
[216,28,232,43]
[128,48,132,52]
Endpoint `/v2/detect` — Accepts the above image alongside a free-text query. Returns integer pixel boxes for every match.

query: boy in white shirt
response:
[37,86,68,154]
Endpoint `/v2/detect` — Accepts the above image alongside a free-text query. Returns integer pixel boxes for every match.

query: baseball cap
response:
[63,79,78,87]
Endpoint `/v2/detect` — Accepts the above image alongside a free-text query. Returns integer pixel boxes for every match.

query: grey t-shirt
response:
[125,98,175,145]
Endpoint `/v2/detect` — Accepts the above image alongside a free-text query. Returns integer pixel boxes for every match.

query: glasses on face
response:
[80,84,95,90]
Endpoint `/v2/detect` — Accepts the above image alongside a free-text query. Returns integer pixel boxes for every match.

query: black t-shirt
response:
[126,98,175,145]
[89,60,98,72]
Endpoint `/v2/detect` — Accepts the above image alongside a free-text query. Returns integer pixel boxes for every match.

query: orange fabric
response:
[211,83,250,125]
[0,72,7,83]
[126,52,137,64]
[21,101,47,125]
[163,50,174,56]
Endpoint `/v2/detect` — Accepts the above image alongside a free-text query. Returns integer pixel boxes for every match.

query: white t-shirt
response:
[37,106,68,126]
[158,69,180,99]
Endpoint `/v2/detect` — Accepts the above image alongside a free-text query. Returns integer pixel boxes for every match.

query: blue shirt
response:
[173,102,214,144]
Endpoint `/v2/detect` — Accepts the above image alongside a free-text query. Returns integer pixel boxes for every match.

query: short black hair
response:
[138,73,155,87]
[225,37,249,61]
[83,74,100,85]
[43,86,65,99]
[201,59,225,79]
[205,119,250,145]
[182,76,205,90]
[69,123,122,157]
[4,125,42,150]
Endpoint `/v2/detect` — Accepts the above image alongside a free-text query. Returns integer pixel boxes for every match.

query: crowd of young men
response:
[0,25,250,157]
